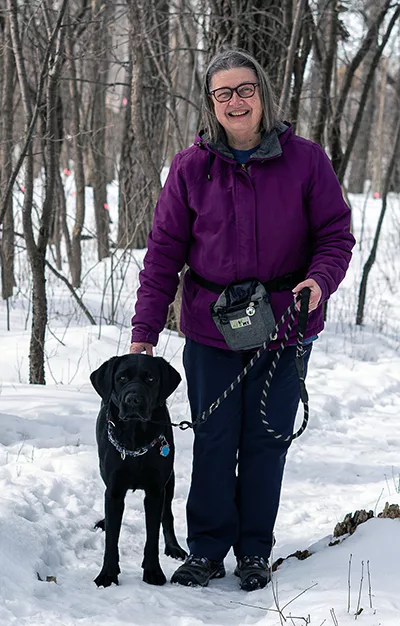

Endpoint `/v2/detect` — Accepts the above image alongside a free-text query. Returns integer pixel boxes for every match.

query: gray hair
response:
[201,48,280,143]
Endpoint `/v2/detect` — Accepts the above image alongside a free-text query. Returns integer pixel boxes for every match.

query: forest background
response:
[0,0,400,383]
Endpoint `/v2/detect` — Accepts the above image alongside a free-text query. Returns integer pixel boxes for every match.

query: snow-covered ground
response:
[1,185,400,625]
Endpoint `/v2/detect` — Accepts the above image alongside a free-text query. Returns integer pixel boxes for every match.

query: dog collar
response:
[106,420,170,461]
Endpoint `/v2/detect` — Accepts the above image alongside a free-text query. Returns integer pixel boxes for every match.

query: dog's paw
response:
[94,565,120,588]
[142,568,167,586]
[94,519,105,531]
[165,544,187,560]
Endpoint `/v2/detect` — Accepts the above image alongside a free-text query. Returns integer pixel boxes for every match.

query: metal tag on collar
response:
[160,437,170,457]
[121,449,126,461]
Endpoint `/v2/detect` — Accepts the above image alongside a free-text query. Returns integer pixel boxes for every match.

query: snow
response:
[1,188,400,625]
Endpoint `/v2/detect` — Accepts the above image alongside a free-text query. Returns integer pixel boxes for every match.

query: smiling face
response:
[209,67,263,149]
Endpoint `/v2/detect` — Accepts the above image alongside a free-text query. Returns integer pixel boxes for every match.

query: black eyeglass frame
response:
[208,82,259,103]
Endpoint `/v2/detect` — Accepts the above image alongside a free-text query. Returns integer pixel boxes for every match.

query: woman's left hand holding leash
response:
[292,278,322,312]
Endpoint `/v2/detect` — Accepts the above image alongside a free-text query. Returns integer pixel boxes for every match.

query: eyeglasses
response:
[209,82,259,103]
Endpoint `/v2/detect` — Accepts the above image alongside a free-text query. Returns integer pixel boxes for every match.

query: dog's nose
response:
[124,392,141,407]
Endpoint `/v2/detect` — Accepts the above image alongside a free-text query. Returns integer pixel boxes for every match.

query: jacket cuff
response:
[306,273,329,304]
[130,328,158,346]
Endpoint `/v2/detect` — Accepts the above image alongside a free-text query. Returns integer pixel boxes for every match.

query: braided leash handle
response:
[260,287,311,442]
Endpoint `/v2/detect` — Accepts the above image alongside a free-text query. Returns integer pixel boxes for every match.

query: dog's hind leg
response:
[94,486,127,588]
[162,472,187,560]
[142,490,167,585]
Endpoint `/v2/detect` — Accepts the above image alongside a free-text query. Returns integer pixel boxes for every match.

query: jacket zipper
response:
[240,163,252,176]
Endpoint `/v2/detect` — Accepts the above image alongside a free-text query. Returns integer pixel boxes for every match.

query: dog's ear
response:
[90,357,119,402]
[154,357,181,405]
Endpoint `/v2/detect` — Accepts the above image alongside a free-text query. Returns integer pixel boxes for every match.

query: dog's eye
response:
[117,374,128,382]
[146,375,155,383]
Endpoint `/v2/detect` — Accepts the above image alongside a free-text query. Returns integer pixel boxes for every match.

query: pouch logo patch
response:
[230,316,251,329]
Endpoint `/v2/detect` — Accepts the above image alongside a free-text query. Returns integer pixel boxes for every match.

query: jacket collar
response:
[197,122,290,162]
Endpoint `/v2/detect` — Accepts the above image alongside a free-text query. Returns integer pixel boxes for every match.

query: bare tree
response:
[356,75,400,326]
[310,0,340,146]
[0,13,16,307]
[118,0,169,249]
[328,0,395,177]
[63,17,86,287]
[88,0,111,261]
[8,0,69,384]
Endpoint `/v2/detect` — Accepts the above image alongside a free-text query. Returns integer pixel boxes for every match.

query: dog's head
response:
[90,354,181,422]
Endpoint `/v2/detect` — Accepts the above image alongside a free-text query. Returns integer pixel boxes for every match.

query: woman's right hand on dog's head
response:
[130,342,154,356]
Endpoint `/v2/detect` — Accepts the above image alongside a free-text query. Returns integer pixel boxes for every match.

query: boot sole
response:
[234,567,270,591]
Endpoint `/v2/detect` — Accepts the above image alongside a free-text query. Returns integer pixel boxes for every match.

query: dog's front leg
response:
[162,472,187,560]
[142,490,166,585]
[95,486,127,587]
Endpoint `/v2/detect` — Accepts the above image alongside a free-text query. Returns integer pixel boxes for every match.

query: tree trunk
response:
[289,6,313,133]
[311,0,339,146]
[90,0,110,260]
[0,15,15,301]
[66,21,85,287]
[328,0,393,175]
[8,0,68,384]
[336,3,400,184]
[121,0,169,249]
[356,82,400,326]
[118,48,137,249]
[347,1,386,193]
[279,0,307,116]
[371,56,388,196]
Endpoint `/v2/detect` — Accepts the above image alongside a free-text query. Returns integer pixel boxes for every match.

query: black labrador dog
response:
[90,353,187,587]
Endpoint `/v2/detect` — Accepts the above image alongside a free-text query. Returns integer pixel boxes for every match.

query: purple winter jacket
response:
[131,123,355,349]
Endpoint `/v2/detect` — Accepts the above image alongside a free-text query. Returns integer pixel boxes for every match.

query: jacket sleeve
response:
[305,143,356,303]
[131,153,192,345]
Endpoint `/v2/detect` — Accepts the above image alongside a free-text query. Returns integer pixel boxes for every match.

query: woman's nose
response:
[229,91,243,106]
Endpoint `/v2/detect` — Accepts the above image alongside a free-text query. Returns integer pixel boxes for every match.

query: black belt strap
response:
[189,267,306,294]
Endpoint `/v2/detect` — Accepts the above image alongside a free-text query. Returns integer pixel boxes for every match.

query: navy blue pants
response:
[183,338,312,562]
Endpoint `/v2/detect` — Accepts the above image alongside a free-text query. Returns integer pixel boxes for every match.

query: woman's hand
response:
[129,342,154,356]
[292,278,322,312]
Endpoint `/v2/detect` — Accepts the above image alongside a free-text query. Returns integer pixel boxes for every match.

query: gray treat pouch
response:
[210,279,277,351]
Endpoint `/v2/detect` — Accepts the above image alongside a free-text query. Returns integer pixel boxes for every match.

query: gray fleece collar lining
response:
[203,122,289,161]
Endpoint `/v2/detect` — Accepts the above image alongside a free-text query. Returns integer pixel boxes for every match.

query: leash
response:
[114,289,311,443]
[176,288,311,443]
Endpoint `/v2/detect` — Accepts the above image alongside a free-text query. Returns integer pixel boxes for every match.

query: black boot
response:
[171,554,225,587]
[234,556,271,591]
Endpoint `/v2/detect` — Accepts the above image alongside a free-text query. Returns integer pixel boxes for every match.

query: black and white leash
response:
[176,288,311,443]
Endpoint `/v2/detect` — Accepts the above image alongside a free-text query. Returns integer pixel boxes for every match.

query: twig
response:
[367,560,373,609]
[384,473,391,496]
[355,560,364,619]
[373,487,384,516]
[281,582,318,611]
[269,555,286,624]
[45,260,96,326]
[46,325,66,347]
[229,600,281,613]
[330,608,339,626]
[347,553,352,613]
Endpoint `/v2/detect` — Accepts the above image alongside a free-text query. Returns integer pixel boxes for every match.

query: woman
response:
[130,48,355,591]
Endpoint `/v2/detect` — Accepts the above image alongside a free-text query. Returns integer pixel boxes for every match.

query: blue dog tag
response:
[160,444,170,457]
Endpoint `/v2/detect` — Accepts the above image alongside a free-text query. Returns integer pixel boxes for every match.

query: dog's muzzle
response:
[112,382,152,421]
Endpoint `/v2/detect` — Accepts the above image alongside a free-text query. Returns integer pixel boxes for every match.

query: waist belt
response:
[189,267,306,294]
